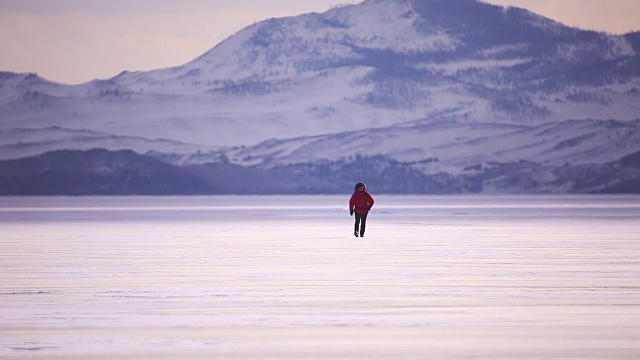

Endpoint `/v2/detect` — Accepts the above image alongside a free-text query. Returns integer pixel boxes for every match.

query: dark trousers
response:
[354,213,368,235]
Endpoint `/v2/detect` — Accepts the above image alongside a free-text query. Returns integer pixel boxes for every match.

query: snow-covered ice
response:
[1,195,639,359]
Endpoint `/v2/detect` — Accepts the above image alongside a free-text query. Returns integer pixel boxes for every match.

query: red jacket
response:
[349,186,374,215]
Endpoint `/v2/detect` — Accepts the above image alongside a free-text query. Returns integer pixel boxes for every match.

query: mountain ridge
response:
[1,0,639,194]
[2,147,639,194]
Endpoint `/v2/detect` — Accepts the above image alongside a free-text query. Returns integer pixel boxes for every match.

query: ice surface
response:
[1,195,639,359]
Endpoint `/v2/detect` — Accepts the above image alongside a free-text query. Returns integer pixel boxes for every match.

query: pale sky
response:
[0,0,638,85]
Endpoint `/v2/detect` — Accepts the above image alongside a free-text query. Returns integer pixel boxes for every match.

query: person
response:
[349,182,374,237]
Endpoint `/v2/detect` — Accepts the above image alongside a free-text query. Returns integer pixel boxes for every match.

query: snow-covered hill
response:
[1,0,639,193]
[222,118,640,172]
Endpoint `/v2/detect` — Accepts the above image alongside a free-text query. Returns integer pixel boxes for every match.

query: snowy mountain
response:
[1,0,640,194]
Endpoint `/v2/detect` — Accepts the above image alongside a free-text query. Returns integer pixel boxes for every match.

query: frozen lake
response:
[1,195,639,359]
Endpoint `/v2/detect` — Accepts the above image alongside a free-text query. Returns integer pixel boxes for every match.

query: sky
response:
[0,0,638,85]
